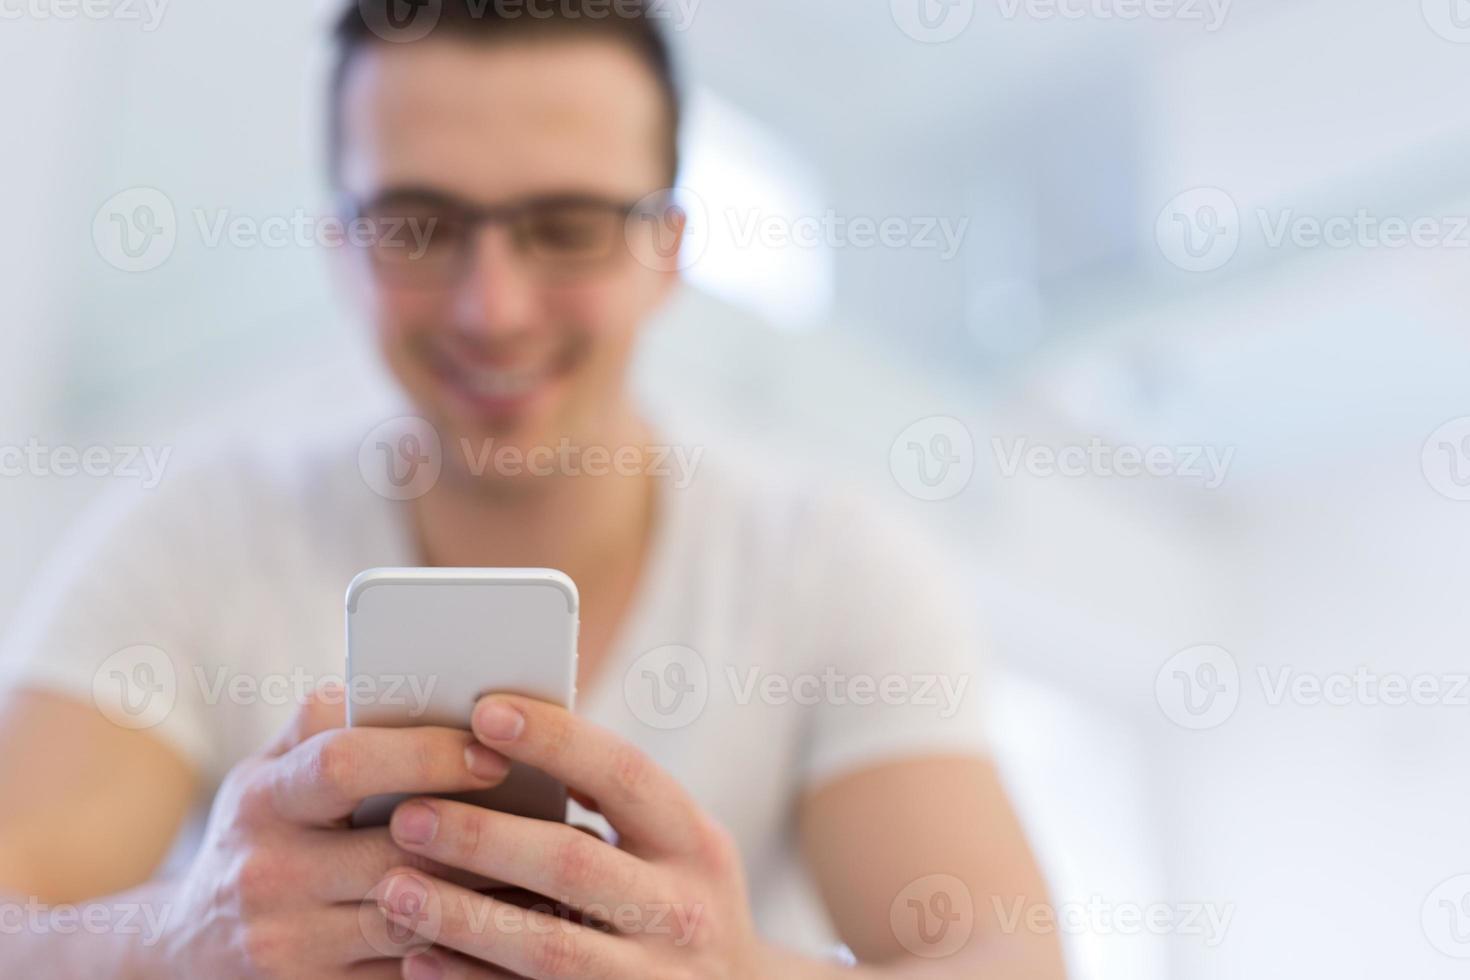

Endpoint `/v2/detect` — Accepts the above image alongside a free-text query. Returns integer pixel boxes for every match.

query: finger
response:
[284,826,488,902]
[571,823,613,845]
[388,798,665,916]
[374,868,646,980]
[264,683,348,757]
[269,726,511,826]
[402,947,520,979]
[350,961,414,979]
[471,695,702,856]
[567,789,599,813]
[241,905,428,969]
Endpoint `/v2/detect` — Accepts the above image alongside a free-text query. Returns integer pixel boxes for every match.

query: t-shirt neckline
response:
[372,463,686,717]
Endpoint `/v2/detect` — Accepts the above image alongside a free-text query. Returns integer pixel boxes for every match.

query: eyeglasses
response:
[340,188,673,287]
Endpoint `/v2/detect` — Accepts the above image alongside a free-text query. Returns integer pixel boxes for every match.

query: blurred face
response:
[336,38,681,486]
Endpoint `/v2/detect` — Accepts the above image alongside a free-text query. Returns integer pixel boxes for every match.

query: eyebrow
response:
[349,186,649,214]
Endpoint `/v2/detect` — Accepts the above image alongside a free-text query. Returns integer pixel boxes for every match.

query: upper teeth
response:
[462,368,540,398]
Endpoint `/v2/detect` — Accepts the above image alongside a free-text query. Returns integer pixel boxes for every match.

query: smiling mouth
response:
[428,345,573,426]
[455,364,543,399]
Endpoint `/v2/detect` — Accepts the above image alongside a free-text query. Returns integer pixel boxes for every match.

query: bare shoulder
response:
[0,688,195,903]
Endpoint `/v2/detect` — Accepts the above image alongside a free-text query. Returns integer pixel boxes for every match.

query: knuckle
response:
[691,816,738,874]
[606,744,651,801]
[234,852,286,912]
[539,711,574,761]
[409,733,443,784]
[240,922,291,975]
[445,802,485,864]
[308,732,358,802]
[528,927,584,979]
[547,833,598,895]
[230,769,277,825]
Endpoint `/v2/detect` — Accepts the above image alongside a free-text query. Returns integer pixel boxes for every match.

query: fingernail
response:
[380,873,429,921]
[475,699,525,741]
[404,950,444,980]
[465,742,509,781]
[392,802,438,845]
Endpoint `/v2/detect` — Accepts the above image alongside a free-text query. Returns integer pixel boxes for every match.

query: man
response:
[0,3,1064,977]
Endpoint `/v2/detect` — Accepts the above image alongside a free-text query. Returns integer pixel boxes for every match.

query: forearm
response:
[0,881,175,979]
[768,936,1066,980]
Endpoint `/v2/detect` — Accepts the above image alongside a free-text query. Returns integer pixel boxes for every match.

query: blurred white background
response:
[5,0,1470,976]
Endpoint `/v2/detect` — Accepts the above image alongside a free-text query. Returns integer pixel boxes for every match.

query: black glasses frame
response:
[338,187,675,284]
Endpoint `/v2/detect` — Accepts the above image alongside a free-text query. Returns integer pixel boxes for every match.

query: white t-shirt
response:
[0,428,989,957]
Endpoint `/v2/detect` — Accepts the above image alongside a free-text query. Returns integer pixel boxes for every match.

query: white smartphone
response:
[345,567,579,828]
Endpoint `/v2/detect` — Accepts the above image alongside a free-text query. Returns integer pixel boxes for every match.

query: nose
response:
[449,225,539,340]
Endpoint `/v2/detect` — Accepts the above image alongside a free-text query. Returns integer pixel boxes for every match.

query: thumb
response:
[264,681,346,757]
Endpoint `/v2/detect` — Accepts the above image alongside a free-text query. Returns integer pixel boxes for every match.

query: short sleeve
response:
[0,473,223,778]
[794,493,991,790]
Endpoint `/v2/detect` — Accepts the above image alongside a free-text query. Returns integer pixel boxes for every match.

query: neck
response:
[409,412,658,589]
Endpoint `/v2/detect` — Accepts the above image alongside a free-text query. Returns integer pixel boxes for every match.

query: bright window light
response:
[676,87,834,330]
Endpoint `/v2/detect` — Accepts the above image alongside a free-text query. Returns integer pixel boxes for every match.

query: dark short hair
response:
[329,0,682,185]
